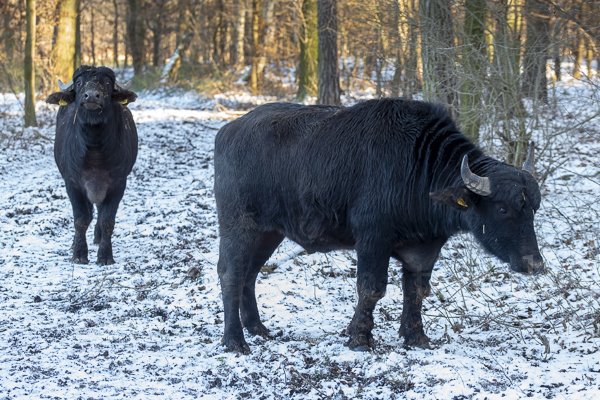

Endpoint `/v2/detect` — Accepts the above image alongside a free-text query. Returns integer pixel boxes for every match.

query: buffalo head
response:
[46,66,137,125]
[430,142,544,275]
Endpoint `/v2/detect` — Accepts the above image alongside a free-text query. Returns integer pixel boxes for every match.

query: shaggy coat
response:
[214,98,543,353]
[47,66,138,265]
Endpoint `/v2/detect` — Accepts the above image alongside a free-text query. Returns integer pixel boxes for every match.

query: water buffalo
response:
[46,66,138,265]
[214,99,543,354]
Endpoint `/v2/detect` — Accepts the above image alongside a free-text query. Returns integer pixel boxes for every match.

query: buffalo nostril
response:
[84,93,89,99]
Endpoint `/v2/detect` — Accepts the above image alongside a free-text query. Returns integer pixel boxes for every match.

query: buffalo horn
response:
[58,79,74,92]
[114,80,132,92]
[461,155,491,196]
[522,141,535,175]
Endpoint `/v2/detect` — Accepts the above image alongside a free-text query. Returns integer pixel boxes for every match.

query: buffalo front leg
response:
[400,267,433,348]
[346,247,391,351]
[240,231,284,337]
[95,185,126,265]
[66,185,93,264]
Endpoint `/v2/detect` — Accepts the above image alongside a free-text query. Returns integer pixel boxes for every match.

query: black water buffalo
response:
[214,98,543,354]
[46,66,138,265]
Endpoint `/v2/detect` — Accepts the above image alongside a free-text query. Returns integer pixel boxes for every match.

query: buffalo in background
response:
[214,99,544,354]
[46,66,138,265]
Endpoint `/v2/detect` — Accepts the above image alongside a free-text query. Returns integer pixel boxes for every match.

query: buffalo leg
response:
[95,185,125,265]
[240,231,284,337]
[93,215,102,245]
[66,185,93,264]
[346,246,391,351]
[396,240,444,348]
[400,267,433,348]
[218,232,259,354]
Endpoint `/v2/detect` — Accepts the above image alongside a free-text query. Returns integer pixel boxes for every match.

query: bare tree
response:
[127,0,147,75]
[249,0,263,94]
[296,0,318,101]
[52,0,79,86]
[24,0,37,128]
[317,0,340,105]
[113,0,119,68]
[419,0,457,118]
[458,0,487,142]
[522,0,550,102]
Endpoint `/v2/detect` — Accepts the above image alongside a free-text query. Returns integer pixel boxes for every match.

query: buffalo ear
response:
[46,92,75,106]
[429,187,473,211]
[112,90,137,106]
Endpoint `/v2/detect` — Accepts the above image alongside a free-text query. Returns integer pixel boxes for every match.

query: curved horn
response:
[58,79,74,92]
[114,80,132,92]
[461,155,491,196]
[522,141,535,175]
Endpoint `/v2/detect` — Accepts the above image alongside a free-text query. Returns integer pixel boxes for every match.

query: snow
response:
[1,83,600,400]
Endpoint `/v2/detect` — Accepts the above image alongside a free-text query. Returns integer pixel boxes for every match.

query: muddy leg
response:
[240,231,284,337]
[218,232,262,354]
[400,267,433,348]
[346,247,391,351]
[66,185,93,264]
[96,185,125,265]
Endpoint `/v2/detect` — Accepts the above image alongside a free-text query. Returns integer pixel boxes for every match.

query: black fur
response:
[214,98,543,353]
[47,66,138,265]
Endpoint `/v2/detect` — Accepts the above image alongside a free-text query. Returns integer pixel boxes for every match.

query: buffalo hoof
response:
[245,322,270,338]
[93,236,101,245]
[402,333,431,349]
[97,256,115,265]
[71,256,89,264]
[345,333,374,352]
[222,336,251,355]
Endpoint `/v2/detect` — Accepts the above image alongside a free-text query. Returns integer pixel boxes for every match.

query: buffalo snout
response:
[82,89,103,109]
[510,254,544,275]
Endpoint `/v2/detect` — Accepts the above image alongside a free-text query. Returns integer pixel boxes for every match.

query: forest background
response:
[1,1,600,398]
[2,0,600,165]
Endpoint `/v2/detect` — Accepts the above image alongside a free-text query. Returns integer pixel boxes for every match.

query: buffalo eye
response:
[76,80,82,87]
[498,207,507,215]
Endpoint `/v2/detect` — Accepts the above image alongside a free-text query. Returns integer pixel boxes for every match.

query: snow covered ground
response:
[0,84,599,399]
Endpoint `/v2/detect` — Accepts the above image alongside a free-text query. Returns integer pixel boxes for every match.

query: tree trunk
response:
[127,0,147,76]
[420,0,457,118]
[317,0,340,105]
[257,0,275,74]
[249,0,262,94]
[587,42,594,77]
[459,0,486,142]
[52,0,79,89]
[522,0,549,102]
[74,0,81,70]
[113,0,119,68]
[24,0,37,128]
[234,0,247,70]
[553,45,561,82]
[2,0,17,61]
[213,0,225,65]
[163,31,194,81]
[296,0,318,101]
[91,7,96,65]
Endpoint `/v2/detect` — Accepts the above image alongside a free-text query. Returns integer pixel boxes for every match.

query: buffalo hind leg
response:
[218,231,262,354]
[66,185,93,264]
[240,231,284,337]
[346,245,391,351]
[93,215,102,245]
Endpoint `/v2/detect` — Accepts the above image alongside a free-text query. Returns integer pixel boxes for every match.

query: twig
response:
[288,367,327,398]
